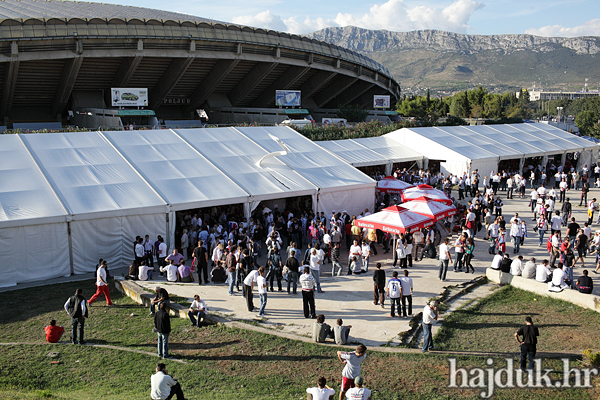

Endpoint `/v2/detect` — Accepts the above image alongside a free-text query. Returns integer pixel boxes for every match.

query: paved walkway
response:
[135,187,600,347]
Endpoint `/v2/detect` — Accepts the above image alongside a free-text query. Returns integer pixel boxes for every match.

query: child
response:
[351,256,361,274]
[333,318,352,345]
[337,345,367,400]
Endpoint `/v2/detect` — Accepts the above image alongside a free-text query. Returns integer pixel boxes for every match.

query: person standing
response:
[331,242,343,276]
[337,345,367,400]
[309,248,324,293]
[306,377,335,400]
[64,288,88,344]
[157,237,168,276]
[399,270,413,318]
[88,260,113,306]
[386,271,402,318]
[257,268,268,318]
[514,316,539,379]
[421,300,438,353]
[438,238,452,281]
[285,250,300,294]
[187,294,207,327]
[192,240,209,284]
[300,265,317,319]
[154,302,172,359]
[372,263,386,308]
[151,363,186,400]
[243,267,262,312]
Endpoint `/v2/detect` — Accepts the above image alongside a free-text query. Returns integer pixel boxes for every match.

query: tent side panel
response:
[71,213,166,274]
[317,187,375,218]
[386,130,469,166]
[0,223,70,287]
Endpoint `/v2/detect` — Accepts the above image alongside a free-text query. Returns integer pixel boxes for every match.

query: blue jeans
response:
[311,269,322,292]
[332,260,343,276]
[438,259,449,280]
[363,256,370,272]
[235,268,245,291]
[538,229,546,246]
[389,297,401,317]
[422,323,433,352]
[453,253,463,270]
[157,332,169,358]
[287,271,298,294]
[511,236,520,252]
[566,267,574,289]
[259,293,267,316]
[227,271,235,295]
[188,310,206,326]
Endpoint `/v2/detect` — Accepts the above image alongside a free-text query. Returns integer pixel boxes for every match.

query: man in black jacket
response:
[285,250,300,294]
[372,263,386,308]
[154,302,172,359]
[64,288,88,345]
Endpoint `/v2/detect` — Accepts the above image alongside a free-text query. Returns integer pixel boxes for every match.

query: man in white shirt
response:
[399,270,413,318]
[438,238,452,281]
[490,251,503,270]
[243,267,263,312]
[150,363,185,400]
[160,261,179,282]
[530,188,538,216]
[536,260,552,283]
[187,294,207,327]
[257,268,268,318]
[88,260,113,306]
[549,264,570,292]
[422,301,438,352]
[344,376,371,400]
[138,262,154,281]
[348,240,362,276]
[310,249,324,293]
[510,255,524,276]
[307,377,335,400]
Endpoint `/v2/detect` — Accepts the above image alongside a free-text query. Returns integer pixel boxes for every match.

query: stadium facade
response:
[0,0,400,127]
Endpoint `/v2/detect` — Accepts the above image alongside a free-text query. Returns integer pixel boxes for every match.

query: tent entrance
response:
[357,165,386,180]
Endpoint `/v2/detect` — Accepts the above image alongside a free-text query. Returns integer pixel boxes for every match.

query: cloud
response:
[232,0,484,34]
[231,10,287,31]
[525,19,600,37]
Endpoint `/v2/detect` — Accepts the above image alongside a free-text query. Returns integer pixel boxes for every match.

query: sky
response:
[97,0,600,37]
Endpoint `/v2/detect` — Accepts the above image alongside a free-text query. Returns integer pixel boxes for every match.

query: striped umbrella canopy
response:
[355,206,434,234]
[394,200,457,221]
[400,184,452,205]
[376,176,414,194]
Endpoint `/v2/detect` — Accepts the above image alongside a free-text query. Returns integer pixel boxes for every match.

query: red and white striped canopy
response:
[395,200,457,221]
[400,184,452,205]
[376,176,414,194]
[355,206,434,234]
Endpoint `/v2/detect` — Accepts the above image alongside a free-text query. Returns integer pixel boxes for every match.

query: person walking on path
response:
[88,260,113,306]
[438,238,452,281]
[514,316,539,380]
[154,302,172,359]
[64,288,88,344]
[421,300,438,353]
[372,263,385,308]
[337,344,367,400]
[300,265,317,319]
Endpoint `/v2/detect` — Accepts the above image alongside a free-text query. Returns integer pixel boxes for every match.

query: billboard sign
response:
[111,88,148,107]
[373,95,391,109]
[276,90,301,107]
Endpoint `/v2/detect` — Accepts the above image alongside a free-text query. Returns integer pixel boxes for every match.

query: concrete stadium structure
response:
[0,0,400,127]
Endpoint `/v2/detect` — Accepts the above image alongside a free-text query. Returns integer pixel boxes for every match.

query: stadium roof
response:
[0,0,214,22]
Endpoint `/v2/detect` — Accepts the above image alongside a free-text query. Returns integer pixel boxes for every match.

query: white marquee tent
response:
[385,123,600,177]
[318,136,424,175]
[0,127,375,287]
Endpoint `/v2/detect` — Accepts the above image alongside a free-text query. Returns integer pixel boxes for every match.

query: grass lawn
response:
[436,285,600,353]
[0,280,597,399]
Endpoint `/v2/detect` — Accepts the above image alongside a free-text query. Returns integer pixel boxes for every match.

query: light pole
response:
[557,106,563,123]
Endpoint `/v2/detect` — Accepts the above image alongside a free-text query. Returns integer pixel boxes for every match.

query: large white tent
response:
[318,136,424,175]
[0,127,375,286]
[385,123,600,177]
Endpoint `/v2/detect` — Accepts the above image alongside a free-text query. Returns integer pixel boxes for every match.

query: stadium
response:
[0,0,401,128]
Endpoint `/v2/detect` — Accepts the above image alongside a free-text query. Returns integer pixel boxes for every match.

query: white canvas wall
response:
[0,222,70,287]
[317,185,375,219]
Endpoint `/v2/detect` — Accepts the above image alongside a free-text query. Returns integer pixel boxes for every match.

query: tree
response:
[336,104,369,122]
[576,110,599,136]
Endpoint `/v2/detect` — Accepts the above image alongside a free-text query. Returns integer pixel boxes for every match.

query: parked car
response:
[280,114,314,128]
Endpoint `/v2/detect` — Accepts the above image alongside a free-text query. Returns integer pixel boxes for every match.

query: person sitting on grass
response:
[44,319,64,343]
[151,363,186,400]
[333,318,352,345]
[313,314,334,343]
[344,376,371,400]
[306,376,335,400]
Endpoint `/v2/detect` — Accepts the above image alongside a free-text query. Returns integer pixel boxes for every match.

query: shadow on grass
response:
[444,322,578,329]
[181,353,330,362]
[128,340,241,350]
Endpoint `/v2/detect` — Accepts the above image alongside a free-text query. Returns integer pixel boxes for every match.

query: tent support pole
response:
[67,221,74,276]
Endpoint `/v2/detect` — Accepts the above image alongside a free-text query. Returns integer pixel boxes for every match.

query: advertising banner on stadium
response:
[276,90,301,107]
[373,95,391,109]
[111,88,149,107]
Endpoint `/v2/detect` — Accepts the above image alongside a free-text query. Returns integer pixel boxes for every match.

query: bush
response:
[336,104,370,122]
[297,120,417,141]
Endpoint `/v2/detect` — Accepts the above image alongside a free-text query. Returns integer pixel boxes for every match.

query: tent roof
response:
[385,123,599,161]
[317,136,423,167]
[0,135,67,227]
[21,131,168,219]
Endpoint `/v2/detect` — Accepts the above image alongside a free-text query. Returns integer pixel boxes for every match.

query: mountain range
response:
[306,26,600,96]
